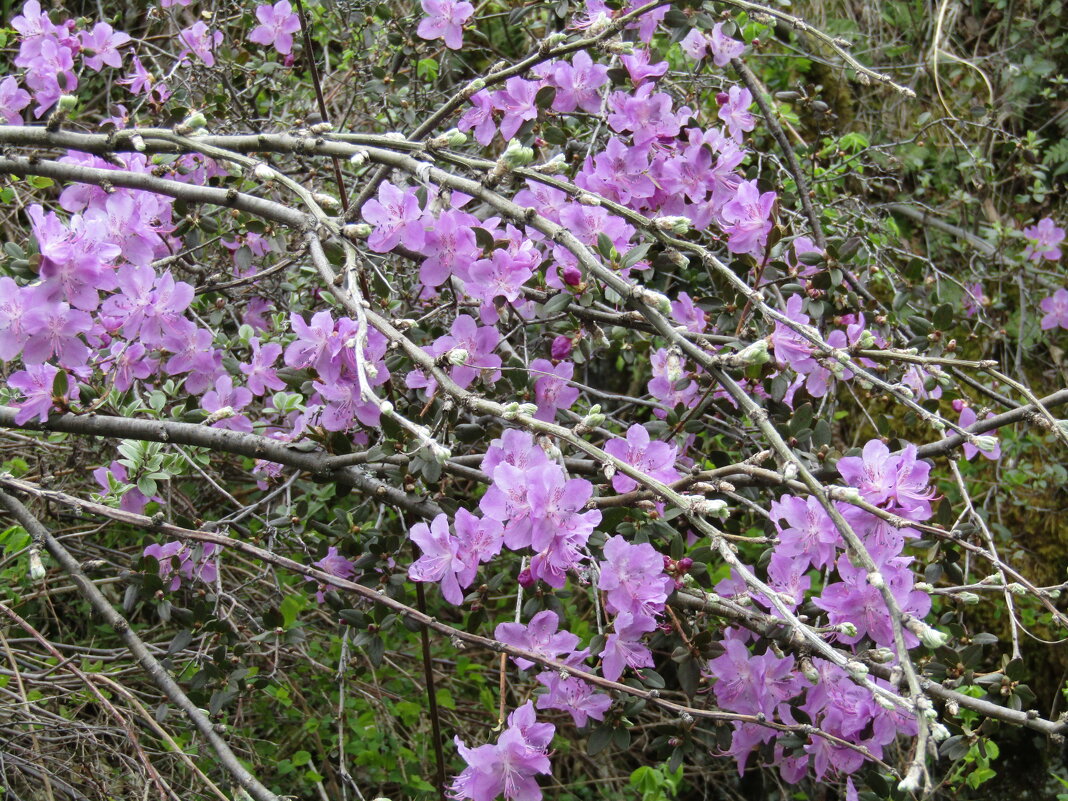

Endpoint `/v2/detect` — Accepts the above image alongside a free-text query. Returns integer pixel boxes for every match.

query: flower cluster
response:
[143,540,220,591]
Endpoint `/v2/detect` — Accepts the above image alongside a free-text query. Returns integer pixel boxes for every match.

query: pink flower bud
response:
[550,335,573,361]
[561,264,582,287]
[716,91,729,105]
[517,567,536,589]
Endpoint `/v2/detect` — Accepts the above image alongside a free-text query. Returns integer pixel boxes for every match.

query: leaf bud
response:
[837,622,858,638]
[867,647,895,663]
[581,404,605,428]
[856,329,876,349]
[183,111,207,130]
[958,591,980,605]
[342,223,373,240]
[905,617,948,649]
[312,193,341,210]
[655,215,692,235]
[734,338,770,366]
[253,164,278,183]
[866,571,886,589]
[203,406,235,425]
[57,94,79,112]
[447,348,470,366]
[845,660,869,679]
[972,435,999,453]
[29,549,46,581]
[501,139,535,167]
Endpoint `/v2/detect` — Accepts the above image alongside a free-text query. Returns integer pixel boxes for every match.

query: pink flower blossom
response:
[248,1,302,55]
[417,0,474,50]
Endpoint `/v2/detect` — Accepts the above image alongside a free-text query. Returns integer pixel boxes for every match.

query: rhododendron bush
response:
[0,1,1065,800]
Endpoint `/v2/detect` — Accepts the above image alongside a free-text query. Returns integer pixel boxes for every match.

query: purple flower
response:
[1022,217,1064,262]
[408,513,471,605]
[530,358,579,422]
[284,310,355,381]
[79,22,130,71]
[201,375,254,432]
[307,545,356,602]
[670,292,707,334]
[118,56,155,96]
[417,0,474,50]
[769,294,816,373]
[144,540,219,592]
[578,136,656,206]
[549,51,608,114]
[769,494,839,571]
[620,48,668,86]
[597,535,674,619]
[102,341,157,392]
[10,364,78,424]
[495,610,581,671]
[481,428,550,478]
[720,179,775,257]
[718,85,756,142]
[600,611,656,682]
[1040,288,1068,330]
[837,439,934,520]
[418,209,479,287]
[494,77,541,141]
[962,281,986,318]
[93,461,155,514]
[647,348,699,418]
[708,23,745,67]
[178,22,224,67]
[814,555,931,648]
[957,405,1000,461]
[607,83,687,145]
[0,278,35,360]
[0,77,31,124]
[602,424,680,494]
[361,181,425,253]
[249,1,302,55]
[457,89,497,146]
[21,301,93,367]
[535,667,611,728]
[454,508,504,587]
[240,337,286,396]
[550,335,573,361]
[28,204,121,311]
[450,701,554,801]
[467,249,534,323]
[162,325,222,394]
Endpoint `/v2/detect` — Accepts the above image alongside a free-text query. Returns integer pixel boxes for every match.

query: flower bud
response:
[715,92,729,106]
[517,567,536,589]
[29,549,46,581]
[561,264,582,287]
[551,335,573,360]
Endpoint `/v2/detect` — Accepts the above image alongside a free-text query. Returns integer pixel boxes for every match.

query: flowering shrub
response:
[0,2,1065,801]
